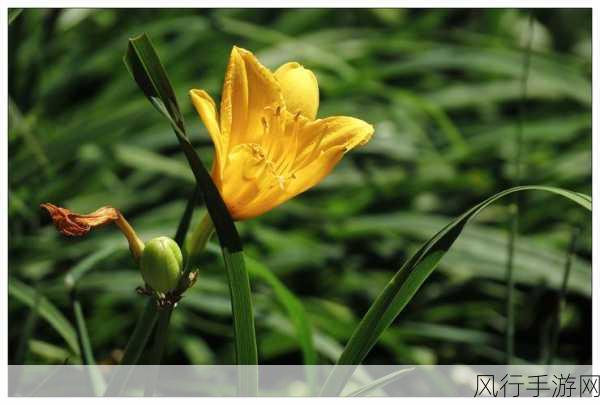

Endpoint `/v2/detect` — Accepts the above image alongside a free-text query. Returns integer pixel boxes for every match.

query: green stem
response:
[136,212,215,396]
[150,309,173,364]
[71,290,96,366]
[186,212,259,394]
[174,184,202,246]
[185,211,215,261]
[104,298,158,396]
[119,298,159,365]
[144,308,173,396]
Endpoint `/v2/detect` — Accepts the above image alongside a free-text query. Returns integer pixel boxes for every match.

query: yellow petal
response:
[221,47,248,148]
[282,116,373,198]
[274,62,319,120]
[236,145,340,221]
[220,144,278,220]
[233,116,373,219]
[189,89,224,183]
[293,116,374,173]
[221,46,283,148]
[265,145,347,214]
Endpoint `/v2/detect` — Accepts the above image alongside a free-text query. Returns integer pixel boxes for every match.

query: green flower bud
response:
[140,236,183,293]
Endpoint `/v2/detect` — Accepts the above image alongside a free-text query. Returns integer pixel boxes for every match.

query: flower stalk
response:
[185,211,215,260]
[115,214,145,262]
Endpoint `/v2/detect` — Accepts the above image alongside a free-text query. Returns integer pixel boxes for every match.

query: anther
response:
[277,175,286,190]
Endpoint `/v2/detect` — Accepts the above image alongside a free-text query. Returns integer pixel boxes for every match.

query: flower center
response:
[253,105,303,189]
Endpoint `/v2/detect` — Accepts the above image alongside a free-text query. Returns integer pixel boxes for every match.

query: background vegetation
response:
[8,8,592,366]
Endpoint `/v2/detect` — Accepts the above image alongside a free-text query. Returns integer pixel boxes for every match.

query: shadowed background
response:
[8,8,592,365]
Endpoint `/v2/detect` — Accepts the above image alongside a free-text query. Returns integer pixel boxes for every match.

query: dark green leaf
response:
[122,34,257,375]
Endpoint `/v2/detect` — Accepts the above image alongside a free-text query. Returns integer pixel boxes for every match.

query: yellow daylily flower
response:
[190,46,374,220]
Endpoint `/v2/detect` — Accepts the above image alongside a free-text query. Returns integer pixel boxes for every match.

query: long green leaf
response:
[12,283,40,365]
[321,185,591,395]
[71,289,106,395]
[8,278,79,355]
[345,367,413,397]
[64,246,114,288]
[123,34,242,251]
[246,256,317,364]
[123,34,257,383]
[204,242,317,365]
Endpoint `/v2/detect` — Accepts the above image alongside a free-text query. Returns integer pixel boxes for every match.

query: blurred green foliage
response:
[8,9,591,365]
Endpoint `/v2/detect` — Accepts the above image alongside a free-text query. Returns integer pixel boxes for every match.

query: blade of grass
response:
[505,11,534,364]
[320,185,591,396]
[28,340,73,363]
[203,242,317,366]
[8,96,53,177]
[70,288,106,396]
[26,361,70,396]
[203,241,317,391]
[9,284,41,396]
[64,246,115,288]
[345,367,413,397]
[123,33,257,393]
[548,227,580,364]
[246,254,318,393]
[8,278,79,355]
[246,256,317,365]
[12,284,40,365]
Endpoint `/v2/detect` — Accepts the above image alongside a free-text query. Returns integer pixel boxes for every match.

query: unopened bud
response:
[140,236,183,293]
[274,62,319,120]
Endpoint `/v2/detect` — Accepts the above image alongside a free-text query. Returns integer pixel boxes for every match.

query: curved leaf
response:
[246,255,317,365]
[321,185,591,395]
[9,278,79,355]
